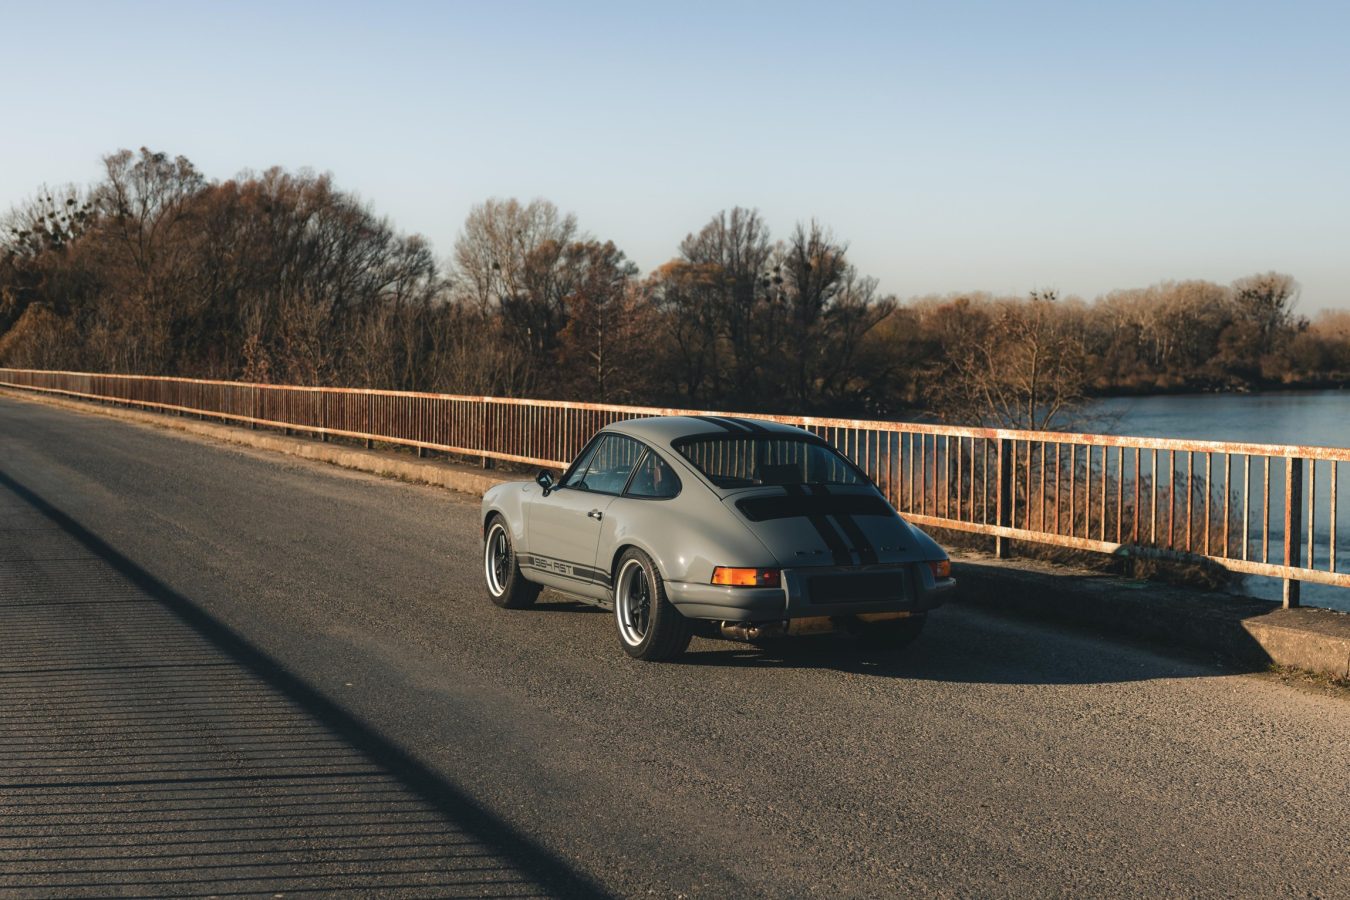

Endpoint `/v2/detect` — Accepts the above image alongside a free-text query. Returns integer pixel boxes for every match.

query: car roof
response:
[602,415,814,448]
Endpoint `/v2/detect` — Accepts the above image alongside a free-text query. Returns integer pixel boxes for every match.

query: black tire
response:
[613,548,692,661]
[483,516,541,609]
[854,613,927,652]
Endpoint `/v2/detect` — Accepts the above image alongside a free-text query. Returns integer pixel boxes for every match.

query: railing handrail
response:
[3,366,1348,462]
[3,366,1345,608]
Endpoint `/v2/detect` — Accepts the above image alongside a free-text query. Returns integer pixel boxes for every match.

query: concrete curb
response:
[1240,608,1350,678]
[952,557,1350,678]
[0,387,510,499]
[6,386,1348,680]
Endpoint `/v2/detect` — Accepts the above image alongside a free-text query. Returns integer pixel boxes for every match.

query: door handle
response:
[587,509,604,521]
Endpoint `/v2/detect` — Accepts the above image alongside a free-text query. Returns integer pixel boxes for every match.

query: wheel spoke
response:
[493,535,507,581]
[634,575,648,636]
[617,562,655,644]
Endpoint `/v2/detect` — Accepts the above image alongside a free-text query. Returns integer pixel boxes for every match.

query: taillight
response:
[928,559,952,580]
[711,567,781,588]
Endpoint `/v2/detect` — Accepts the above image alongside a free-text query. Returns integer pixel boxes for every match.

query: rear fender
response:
[600,501,775,587]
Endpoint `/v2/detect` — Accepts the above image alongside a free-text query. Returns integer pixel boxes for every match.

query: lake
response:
[1092,390,1350,612]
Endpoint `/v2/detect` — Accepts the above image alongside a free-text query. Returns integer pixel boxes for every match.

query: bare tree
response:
[767,221,894,407]
[452,198,580,359]
[677,207,773,398]
[928,291,1089,430]
[555,241,645,401]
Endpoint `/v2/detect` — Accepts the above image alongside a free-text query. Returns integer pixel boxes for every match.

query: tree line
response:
[3,148,1347,430]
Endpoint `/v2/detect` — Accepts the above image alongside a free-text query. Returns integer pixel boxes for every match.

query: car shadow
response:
[0,468,610,899]
[532,592,607,613]
[675,605,1250,686]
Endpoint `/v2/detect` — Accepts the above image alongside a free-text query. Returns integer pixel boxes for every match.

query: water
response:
[1092,390,1350,449]
[1091,390,1350,611]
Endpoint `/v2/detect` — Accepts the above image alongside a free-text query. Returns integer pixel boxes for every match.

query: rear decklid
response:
[724,484,915,567]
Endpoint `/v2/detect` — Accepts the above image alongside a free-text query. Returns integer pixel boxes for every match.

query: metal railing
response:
[4,367,1347,607]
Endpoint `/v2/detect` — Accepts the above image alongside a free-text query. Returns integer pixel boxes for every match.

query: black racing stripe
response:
[729,417,771,433]
[709,416,755,432]
[689,415,740,432]
[809,486,880,566]
[833,514,879,566]
[785,485,853,566]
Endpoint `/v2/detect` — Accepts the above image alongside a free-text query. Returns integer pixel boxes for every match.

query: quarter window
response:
[625,450,682,499]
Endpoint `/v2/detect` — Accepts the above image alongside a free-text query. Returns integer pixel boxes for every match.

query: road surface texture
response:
[1,394,1347,898]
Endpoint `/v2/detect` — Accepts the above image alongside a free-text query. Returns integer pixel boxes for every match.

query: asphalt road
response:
[1,394,1347,898]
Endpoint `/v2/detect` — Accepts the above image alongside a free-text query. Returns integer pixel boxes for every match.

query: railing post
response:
[1284,456,1303,608]
[996,437,1013,558]
[320,392,329,443]
[481,403,495,470]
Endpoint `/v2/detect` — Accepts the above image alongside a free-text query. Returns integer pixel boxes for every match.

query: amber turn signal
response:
[928,559,952,580]
[711,567,781,588]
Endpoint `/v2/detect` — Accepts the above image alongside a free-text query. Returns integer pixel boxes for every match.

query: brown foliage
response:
[0,148,1340,426]
[920,292,1090,429]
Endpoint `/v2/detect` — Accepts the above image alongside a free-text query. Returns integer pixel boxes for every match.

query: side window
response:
[561,436,606,490]
[625,450,682,499]
[580,434,644,495]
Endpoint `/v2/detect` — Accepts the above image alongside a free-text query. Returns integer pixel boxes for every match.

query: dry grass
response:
[1264,664,1350,698]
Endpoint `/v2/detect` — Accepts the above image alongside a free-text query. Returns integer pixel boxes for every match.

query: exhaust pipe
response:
[721,612,914,642]
[719,617,837,640]
[720,621,773,641]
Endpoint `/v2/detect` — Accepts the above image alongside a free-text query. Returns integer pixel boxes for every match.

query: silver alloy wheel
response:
[615,558,652,647]
[484,523,510,597]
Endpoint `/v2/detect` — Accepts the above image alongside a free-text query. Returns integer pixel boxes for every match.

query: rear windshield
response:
[674,436,867,489]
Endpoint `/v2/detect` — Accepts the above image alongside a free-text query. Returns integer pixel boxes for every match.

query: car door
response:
[527,434,643,589]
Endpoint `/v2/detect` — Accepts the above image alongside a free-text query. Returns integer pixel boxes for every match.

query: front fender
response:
[481,481,533,549]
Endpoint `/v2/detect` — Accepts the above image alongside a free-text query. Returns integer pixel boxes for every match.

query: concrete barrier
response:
[953,556,1350,678]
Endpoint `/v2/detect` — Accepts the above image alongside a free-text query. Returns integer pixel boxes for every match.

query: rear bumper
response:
[666,582,789,620]
[667,565,954,622]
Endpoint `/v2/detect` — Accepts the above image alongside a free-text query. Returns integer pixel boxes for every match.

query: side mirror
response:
[536,469,555,496]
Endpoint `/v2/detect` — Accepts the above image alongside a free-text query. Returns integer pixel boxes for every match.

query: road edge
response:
[0,386,506,498]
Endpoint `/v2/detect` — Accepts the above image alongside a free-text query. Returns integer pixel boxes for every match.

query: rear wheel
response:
[483,516,540,609]
[854,613,927,652]
[614,549,691,661]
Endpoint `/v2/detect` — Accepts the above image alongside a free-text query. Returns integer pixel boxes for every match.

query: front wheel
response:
[613,549,692,661]
[484,516,541,609]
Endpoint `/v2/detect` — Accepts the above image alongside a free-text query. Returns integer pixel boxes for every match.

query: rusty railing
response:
[3,367,1347,608]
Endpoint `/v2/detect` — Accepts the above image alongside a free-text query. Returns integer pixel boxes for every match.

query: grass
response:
[930,526,1241,592]
[1264,664,1350,698]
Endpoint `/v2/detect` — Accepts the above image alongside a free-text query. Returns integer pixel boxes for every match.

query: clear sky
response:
[2,1,1347,309]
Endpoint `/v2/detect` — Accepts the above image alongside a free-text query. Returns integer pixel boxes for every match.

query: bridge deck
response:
[1,395,1346,897]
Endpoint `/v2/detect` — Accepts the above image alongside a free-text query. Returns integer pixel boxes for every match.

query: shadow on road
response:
[675,606,1245,686]
[532,595,607,614]
[0,468,608,899]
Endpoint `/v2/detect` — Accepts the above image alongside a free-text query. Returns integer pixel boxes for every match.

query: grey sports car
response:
[481,415,955,661]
